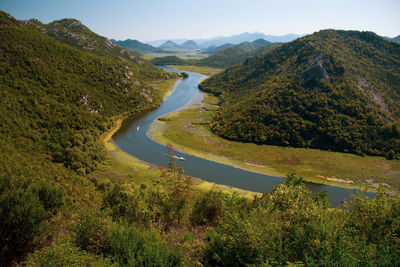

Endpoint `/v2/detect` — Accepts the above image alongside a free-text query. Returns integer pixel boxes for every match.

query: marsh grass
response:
[149,93,400,192]
[167,65,223,76]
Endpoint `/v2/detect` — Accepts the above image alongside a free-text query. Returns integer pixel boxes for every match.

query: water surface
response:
[113,67,374,206]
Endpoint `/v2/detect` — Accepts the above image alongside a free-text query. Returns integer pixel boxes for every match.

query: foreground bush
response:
[105,223,183,266]
[202,176,400,266]
[23,244,113,267]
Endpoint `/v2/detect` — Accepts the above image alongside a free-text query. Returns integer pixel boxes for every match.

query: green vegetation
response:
[149,93,400,190]
[195,42,281,68]
[148,78,181,100]
[200,30,400,159]
[27,18,171,81]
[1,11,400,266]
[0,11,175,265]
[112,38,166,54]
[151,40,281,68]
[151,55,188,65]
[167,65,223,76]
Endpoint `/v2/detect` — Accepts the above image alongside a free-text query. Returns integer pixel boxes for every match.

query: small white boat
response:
[172,155,186,161]
[136,126,140,131]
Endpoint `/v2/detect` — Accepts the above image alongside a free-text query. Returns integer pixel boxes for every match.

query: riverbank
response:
[148,77,182,100]
[97,76,259,198]
[166,65,223,76]
[148,92,400,192]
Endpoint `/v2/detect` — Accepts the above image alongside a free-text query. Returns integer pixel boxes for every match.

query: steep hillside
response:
[195,40,278,68]
[200,30,400,158]
[151,40,280,69]
[0,12,170,174]
[202,43,234,54]
[112,38,165,53]
[151,55,187,66]
[26,18,167,80]
[1,12,400,267]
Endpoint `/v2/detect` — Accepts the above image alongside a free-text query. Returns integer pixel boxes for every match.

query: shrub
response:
[0,179,48,266]
[23,244,113,267]
[73,210,111,255]
[190,190,225,226]
[105,223,183,266]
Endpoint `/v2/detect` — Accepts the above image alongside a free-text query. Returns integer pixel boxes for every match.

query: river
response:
[113,66,374,207]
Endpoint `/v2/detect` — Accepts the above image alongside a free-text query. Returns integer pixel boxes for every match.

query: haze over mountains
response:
[157,39,202,50]
[151,39,282,68]
[112,32,400,56]
[1,4,400,266]
[384,35,400,43]
[111,38,165,53]
[146,32,304,47]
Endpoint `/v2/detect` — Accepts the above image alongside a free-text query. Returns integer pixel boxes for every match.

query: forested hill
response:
[0,11,178,263]
[26,18,167,81]
[111,38,165,53]
[200,29,400,158]
[151,40,281,69]
[196,41,281,68]
[0,11,179,174]
[1,12,400,266]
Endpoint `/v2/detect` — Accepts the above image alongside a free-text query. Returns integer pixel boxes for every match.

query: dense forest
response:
[200,30,400,159]
[26,18,168,81]
[1,11,400,266]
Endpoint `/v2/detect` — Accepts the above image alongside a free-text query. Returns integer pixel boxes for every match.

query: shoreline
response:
[148,118,370,191]
[100,70,395,195]
[99,77,183,144]
[147,95,398,193]
[98,75,258,198]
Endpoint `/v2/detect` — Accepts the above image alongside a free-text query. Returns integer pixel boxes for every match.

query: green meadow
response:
[167,65,224,76]
[149,93,400,192]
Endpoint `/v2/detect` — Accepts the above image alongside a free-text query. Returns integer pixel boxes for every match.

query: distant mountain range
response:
[158,40,201,50]
[151,39,281,68]
[111,39,165,53]
[146,32,304,47]
[384,35,400,43]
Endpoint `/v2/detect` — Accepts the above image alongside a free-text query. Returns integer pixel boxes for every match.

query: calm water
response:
[113,66,374,207]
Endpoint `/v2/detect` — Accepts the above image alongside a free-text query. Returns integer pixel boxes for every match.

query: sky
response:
[1,0,399,42]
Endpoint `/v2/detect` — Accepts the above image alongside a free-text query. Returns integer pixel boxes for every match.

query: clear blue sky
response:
[1,0,399,41]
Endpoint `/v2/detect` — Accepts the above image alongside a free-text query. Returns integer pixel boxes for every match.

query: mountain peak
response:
[252,38,270,45]
[181,40,200,49]
[200,29,400,157]
[0,11,21,27]
[113,38,164,53]
[159,40,181,49]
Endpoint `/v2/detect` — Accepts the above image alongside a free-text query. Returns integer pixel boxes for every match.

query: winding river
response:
[113,67,373,207]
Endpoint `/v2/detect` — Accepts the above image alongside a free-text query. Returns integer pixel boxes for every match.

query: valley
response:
[149,90,400,191]
[1,4,400,266]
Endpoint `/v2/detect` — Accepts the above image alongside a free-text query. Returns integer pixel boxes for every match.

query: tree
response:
[159,144,193,227]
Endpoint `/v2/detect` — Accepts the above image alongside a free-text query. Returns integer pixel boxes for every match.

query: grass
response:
[148,93,400,192]
[95,81,257,198]
[148,77,182,100]
[167,65,223,76]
